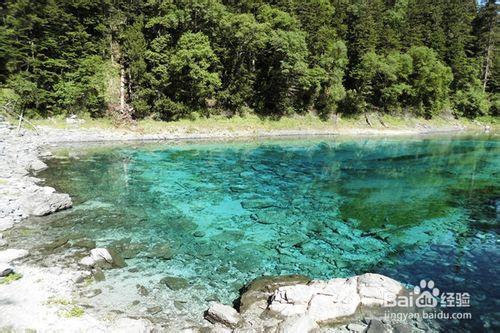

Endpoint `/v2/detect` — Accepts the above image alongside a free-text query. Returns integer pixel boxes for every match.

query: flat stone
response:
[0,249,29,263]
[160,276,189,290]
[348,323,369,332]
[146,306,162,315]
[205,302,241,328]
[20,187,72,216]
[0,263,13,277]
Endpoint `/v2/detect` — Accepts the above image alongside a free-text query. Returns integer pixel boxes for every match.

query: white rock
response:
[278,315,319,333]
[20,186,72,216]
[109,318,154,333]
[269,284,313,316]
[0,218,14,231]
[90,248,113,264]
[30,160,48,172]
[0,249,29,263]
[308,292,359,322]
[347,323,368,332]
[205,302,241,328]
[357,273,403,306]
[79,256,96,267]
[0,263,13,276]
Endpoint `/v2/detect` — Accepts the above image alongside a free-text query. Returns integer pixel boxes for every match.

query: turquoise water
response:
[12,135,500,330]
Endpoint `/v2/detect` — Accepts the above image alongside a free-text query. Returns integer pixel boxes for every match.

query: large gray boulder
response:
[20,186,72,216]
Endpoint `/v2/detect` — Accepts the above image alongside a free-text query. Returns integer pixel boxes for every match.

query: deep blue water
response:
[12,135,500,331]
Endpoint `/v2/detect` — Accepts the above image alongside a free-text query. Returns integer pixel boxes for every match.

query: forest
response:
[0,0,498,121]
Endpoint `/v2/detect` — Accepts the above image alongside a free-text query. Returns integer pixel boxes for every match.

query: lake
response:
[9,134,499,331]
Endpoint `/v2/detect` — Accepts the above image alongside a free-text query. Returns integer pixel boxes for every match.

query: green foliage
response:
[352,46,452,117]
[0,0,497,120]
[453,84,490,118]
[62,306,85,318]
[0,272,22,284]
[53,57,115,117]
[407,46,453,117]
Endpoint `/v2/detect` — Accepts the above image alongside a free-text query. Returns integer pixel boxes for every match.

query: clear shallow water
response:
[11,135,500,331]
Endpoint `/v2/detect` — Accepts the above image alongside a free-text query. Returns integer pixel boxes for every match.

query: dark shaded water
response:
[10,135,500,331]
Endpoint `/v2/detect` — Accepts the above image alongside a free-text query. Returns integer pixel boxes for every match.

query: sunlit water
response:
[8,135,499,331]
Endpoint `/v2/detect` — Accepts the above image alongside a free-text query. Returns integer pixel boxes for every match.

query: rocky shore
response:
[0,119,441,332]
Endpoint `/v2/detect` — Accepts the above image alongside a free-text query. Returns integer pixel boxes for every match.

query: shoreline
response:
[0,120,485,332]
[36,122,495,145]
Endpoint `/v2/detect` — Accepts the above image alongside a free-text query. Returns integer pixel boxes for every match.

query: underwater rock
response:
[193,230,206,237]
[0,248,29,263]
[41,237,69,251]
[20,186,72,216]
[107,248,127,268]
[92,268,105,281]
[147,306,162,315]
[120,243,146,259]
[241,199,276,210]
[160,276,189,290]
[0,263,13,277]
[205,302,241,328]
[136,284,149,296]
[146,243,174,260]
[72,239,96,250]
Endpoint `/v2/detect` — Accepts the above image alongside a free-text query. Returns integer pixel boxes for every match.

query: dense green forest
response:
[0,0,498,121]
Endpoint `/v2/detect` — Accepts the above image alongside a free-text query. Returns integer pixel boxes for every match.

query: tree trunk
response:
[120,65,126,115]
